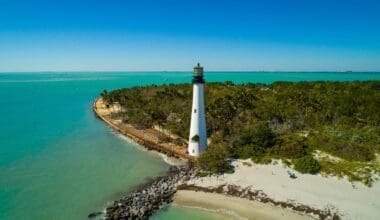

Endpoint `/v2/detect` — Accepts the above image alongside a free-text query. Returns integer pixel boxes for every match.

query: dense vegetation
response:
[102,81,380,185]
[294,155,321,174]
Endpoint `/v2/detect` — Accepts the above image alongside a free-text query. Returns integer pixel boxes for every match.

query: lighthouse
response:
[188,63,207,157]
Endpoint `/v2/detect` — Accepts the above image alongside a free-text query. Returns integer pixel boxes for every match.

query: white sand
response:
[187,160,380,220]
[174,190,312,220]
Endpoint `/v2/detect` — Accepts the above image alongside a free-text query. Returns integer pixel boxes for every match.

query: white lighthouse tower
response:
[188,63,207,157]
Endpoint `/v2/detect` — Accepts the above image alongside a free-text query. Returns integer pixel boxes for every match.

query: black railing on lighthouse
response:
[192,63,205,84]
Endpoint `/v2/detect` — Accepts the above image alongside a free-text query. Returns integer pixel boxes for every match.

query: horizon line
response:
[1,70,380,74]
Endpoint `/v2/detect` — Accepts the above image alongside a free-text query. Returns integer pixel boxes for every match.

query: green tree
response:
[197,143,231,173]
[238,122,276,148]
[274,133,307,158]
[293,155,321,174]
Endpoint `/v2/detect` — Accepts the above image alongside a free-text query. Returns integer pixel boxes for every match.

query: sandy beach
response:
[174,190,312,220]
[185,160,380,220]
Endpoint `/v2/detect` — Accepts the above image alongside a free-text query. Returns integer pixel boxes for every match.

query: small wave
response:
[113,132,147,151]
[172,203,247,220]
[112,131,187,166]
[158,153,187,166]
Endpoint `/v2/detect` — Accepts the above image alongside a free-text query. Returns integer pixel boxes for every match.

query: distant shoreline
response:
[3,71,380,74]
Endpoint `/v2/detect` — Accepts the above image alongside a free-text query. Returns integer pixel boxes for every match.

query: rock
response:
[88,211,103,218]
[102,165,195,219]
[130,207,139,215]
[168,165,179,173]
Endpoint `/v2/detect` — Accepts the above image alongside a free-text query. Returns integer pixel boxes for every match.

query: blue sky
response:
[0,0,380,71]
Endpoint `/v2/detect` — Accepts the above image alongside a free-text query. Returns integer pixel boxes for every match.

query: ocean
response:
[0,72,379,219]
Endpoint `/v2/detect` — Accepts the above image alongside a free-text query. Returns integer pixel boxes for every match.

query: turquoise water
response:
[0,72,379,220]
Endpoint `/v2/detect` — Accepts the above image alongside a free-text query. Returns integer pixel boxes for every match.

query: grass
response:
[250,151,380,187]
[195,170,210,177]
[251,155,273,164]
[318,157,380,187]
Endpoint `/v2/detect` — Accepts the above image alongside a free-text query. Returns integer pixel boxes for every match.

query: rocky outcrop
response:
[103,164,194,220]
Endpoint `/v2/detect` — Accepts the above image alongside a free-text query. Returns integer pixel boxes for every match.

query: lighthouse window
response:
[194,109,197,113]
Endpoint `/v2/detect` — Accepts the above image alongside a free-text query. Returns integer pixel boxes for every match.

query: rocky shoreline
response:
[90,98,198,219]
[89,163,195,219]
[89,166,340,220]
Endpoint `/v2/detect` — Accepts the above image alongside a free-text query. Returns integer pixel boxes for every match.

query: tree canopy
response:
[103,81,380,181]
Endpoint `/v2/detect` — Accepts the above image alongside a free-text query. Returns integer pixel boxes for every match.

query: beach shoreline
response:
[173,190,312,220]
[183,160,380,220]
[92,97,194,161]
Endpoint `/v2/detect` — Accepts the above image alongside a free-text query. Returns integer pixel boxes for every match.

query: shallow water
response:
[0,72,379,219]
[152,205,236,220]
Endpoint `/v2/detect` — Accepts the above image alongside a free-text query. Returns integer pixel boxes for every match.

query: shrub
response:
[235,146,253,159]
[307,135,375,162]
[235,145,264,159]
[239,122,276,148]
[128,112,153,129]
[251,156,272,164]
[159,134,171,143]
[195,171,209,177]
[197,143,231,173]
[274,134,307,158]
[174,138,186,146]
[334,142,374,162]
[293,155,321,174]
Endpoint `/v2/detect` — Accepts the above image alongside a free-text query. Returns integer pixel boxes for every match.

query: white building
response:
[188,63,208,156]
